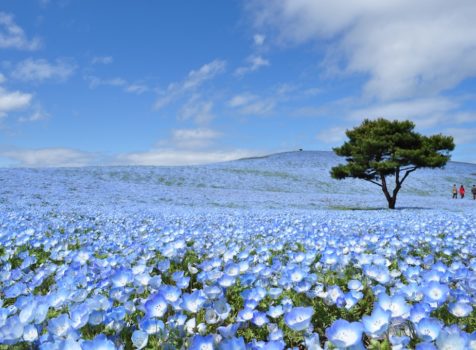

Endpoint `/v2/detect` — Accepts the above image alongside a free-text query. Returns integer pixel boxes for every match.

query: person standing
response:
[460,184,465,199]
[472,185,476,200]
[452,184,458,199]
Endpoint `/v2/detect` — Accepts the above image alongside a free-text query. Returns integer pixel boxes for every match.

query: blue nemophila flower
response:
[111,268,133,287]
[182,290,206,313]
[416,317,443,342]
[244,299,259,310]
[243,287,267,302]
[377,293,411,319]
[224,263,240,277]
[362,306,391,337]
[410,303,430,324]
[267,305,284,319]
[344,293,359,309]
[0,315,24,343]
[145,293,168,318]
[0,308,8,327]
[251,311,269,327]
[364,265,390,284]
[82,334,117,350]
[140,318,165,335]
[47,314,72,338]
[38,339,69,350]
[88,310,104,326]
[321,251,339,266]
[131,329,148,349]
[288,267,305,283]
[415,342,437,350]
[18,299,37,324]
[4,282,26,299]
[294,280,312,293]
[157,259,170,272]
[189,335,215,350]
[237,307,254,322]
[326,319,363,348]
[205,308,220,324]
[401,282,422,301]
[204,285,223,300]
[448,301,473,317]
[435,325,469,350]
[254,340,286,350]
[422,281,449,305]
[218,323,240,339]
[70,304,90,329]
[149,275,162,289]
[22,324,38,342]
[326,285,345,306]
[268,325,284,341]
[159,285,181,303]
[135,272,152,287]
[284,307,314,332]
[304,333,322,350]
[268,288,283,299]
[348,280,363,291]
[214,298,232,320]
[185,317,197,334]
[219,336,246,350]
[218,274,236,288]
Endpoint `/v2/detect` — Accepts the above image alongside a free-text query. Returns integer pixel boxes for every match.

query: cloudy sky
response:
[1,0,476,167]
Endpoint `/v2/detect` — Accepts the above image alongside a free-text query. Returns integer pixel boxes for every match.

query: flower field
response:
[1,151,476,349]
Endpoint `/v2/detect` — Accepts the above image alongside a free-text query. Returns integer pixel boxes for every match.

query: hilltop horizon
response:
[0,149,475,169]
[1,150,475,213]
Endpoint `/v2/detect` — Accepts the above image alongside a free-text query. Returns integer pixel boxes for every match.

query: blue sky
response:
[0,0,476,166]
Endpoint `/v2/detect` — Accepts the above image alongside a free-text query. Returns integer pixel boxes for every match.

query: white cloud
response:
[116,149,257,166]
[115,128,258,166]
[248,0,476,100]
[316,126,347,144]
[235,55,270,76]
[12,58,76,82]
[0,87,32,118]
[183,60,226,89]
[444,128,476,145]
[241,99,275,115]
[171,128,222,149]
[228,93,257,108]
[0,147,93,167]
[92,56,113,65]
[85,75,148,94]
[0,73,6,84]
[86,76,126,89]
[228,93,275,115]
[179,95,214,124]
[0,12,41,50]
[253,34,266,46]
[18,108,49,123]
[347,97,464,128]
[155,59,226,109]
[125,83,148,94]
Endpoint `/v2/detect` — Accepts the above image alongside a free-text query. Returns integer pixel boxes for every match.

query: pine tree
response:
[330,118,455,209]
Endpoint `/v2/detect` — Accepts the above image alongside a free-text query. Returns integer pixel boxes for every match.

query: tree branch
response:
[363,178,382,187]
[393,167,400,196]
[400,166,418,172]
[399,167,418,186]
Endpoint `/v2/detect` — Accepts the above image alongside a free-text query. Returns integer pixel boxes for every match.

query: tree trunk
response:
[388,196,396,209]
[381,175,398,209]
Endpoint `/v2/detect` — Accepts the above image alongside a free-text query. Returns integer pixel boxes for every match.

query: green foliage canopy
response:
[330,118,455,208]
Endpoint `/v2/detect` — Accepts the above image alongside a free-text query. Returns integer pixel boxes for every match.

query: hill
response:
[0,151,475,214]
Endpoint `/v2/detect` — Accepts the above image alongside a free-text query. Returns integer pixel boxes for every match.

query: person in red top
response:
[459,184,465,199]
